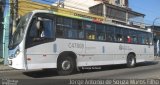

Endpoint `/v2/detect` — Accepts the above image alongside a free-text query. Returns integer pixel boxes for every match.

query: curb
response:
[0,65,16,72]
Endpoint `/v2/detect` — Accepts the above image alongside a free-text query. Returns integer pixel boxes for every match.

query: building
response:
[89,3,145,28]
[53,0,144,28]
[53,0,129,12]
[108,0,128,7]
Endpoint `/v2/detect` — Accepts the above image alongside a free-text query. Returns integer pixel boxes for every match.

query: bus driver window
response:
[28,17,54,42]
[32,19,43,41]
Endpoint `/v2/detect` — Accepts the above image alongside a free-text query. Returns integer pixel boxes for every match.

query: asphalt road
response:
[0,61,160,85]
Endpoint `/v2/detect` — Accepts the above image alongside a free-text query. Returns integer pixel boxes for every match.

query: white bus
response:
[8,10,154,75]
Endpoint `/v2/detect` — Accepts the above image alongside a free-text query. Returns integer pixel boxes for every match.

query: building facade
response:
[109,0,128,7]
[55,0,129,12]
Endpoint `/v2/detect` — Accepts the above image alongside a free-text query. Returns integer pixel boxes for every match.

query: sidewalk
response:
[154,56,160,61]
[0,58,15,71]
[0,65,15,71]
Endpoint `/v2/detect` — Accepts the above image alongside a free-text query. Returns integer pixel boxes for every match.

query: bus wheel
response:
[127,54,136,68]
[57,56,76,75]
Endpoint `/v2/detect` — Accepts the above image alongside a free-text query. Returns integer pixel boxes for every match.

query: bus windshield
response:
[9,13,32,49]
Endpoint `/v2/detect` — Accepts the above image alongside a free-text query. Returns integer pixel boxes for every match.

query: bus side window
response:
[96,24,105,41]
[56,16,64,38]
[78,30,84,39]
[127,36,131,43]
[106,26,115,42]
[29,18,54,41]
[77,20,84,39]
[65,18,78,39]
[84,21,96,40]
[123,28,130,43]
[67,29,77,38]
[29,19,38,38]
[86,32,96,40]
[41,19,54,39]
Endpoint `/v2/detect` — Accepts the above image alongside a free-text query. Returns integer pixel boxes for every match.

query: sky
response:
[129,0,160,25]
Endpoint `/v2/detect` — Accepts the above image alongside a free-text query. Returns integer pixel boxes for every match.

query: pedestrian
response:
[157,40,159,57]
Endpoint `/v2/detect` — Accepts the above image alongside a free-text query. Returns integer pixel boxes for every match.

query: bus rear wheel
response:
[57,56,76,75]
[127,54,136,68]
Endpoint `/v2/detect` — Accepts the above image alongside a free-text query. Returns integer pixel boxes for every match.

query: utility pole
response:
[12,0,18,35]
[3,0,10,65]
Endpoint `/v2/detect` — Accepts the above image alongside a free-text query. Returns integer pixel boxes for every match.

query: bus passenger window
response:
[86,32,96,40]
[97,33,105,41]
[127,36,131,43]
[29,17,54,42]
[78,30,84,39]
[56,27,64,38]
[67,29,77,39]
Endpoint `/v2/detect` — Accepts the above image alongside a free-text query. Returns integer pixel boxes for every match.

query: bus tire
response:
[57,56,76,75]
[127,54,136,68]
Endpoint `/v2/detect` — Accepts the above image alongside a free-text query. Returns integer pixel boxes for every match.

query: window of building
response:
[115,0,120,5]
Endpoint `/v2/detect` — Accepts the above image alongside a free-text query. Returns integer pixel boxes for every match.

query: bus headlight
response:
[14,49,20,57]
